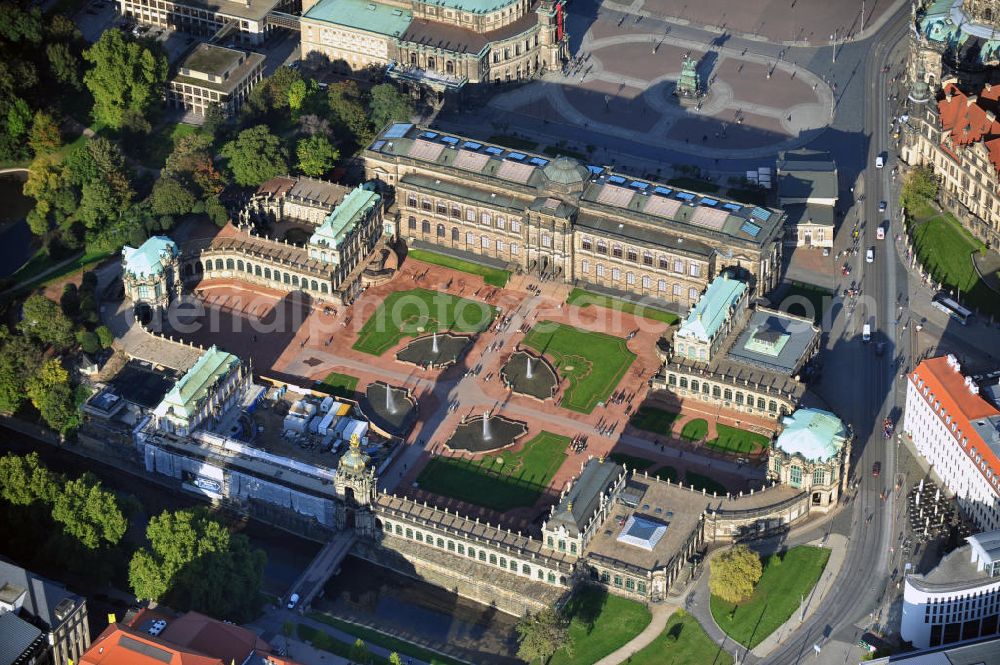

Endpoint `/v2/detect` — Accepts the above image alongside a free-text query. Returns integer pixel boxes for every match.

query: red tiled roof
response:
[910,356,1000,491]
[937,82,1000,175]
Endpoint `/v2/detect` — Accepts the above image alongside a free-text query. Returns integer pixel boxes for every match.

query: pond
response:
[0,171,38,278]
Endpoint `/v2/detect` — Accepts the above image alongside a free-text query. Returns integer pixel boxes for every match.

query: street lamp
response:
[831,29,837,64]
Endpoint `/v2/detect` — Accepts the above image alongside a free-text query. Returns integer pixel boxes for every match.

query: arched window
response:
[489,553,497,564]
[405,528,413,538]
[237,260,244,271]
[436,537,444,548]
[254,265,261,276]
[522,564,530,575]
[812,468,825,485]
[679,377,688,389]
[311,280,318,291]
[724,388,733,400]
[451,227,459,241]
[264,268,272,279]
[447,541,455,551]
[712,385,721,398]
[446,60,455,74]
[408,216,416,230]
[421,220,431,233]
[427,56,436,69]
[273,270,281,282]
[291,275,299,287]
[283,273,290,284]
[214,259,223,270]
[690,380,699,392]
[757,397,766,409]
[735,392,744,405]
[468,547,475,558]
[436,223,445,237]
[321,283,329,293]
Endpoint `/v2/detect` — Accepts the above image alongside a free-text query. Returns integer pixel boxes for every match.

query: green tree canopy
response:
[349,638,371,665]
[326,81,371,148]
[83,28,168,129]
[296,135,339,177]
[51,473,128,549]
[19,294,76,349]
[901,165,939,213]
[25,358,79,435]
[221,125,288,186]
[6,96,32,140]
[368,83,413,132]
[46,41,81,90]
[149,176,197,217]
[129,508,267,621]
[0,334,42,414]
[0,452,56,505]
[516,607,571,664]
[29,110,62,155]
[709,544,763,604]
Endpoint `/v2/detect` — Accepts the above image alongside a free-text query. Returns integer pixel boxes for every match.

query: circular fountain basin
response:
[445,415,528,454]
[500,351,558,400]
[360,382,418,437]
[396,332,472,369]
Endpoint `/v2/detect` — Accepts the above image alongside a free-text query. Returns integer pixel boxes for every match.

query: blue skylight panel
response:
[722,203,742,212]
[440,135,459,145]
[461,141,482,150]
[383,123,413,139]
[700,197,718,207]
[751,206,772,221]
[507,152,526,161]
[371,140,386,151]
[653,186,672,196]
[629,181,649,190]
[586,164,604,175]
[675,191,696,201]
[741,221,762,237]
[485,146,504,156]
[420,131,439,140]
[608,175,627,185]
[529,157,549,167]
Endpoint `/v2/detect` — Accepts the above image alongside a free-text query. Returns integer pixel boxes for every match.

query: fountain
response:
[361,382,419,437]
[396,332,472,369]
[482,410,492,441]
[432,331,439,354]
[500,351,558,400]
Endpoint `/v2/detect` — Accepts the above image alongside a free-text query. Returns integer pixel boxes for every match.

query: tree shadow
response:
[562,586,609,636]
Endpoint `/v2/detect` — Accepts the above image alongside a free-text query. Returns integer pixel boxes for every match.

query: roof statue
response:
[338,432,370,474]
[674,54,703,105]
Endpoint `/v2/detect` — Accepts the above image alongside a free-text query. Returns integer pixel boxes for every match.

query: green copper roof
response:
[310,185,380,251]
[304,0,413,37]
[676,274,747,343]
[122,236,178,278]
[413,0,521,14]
[775,408,847,461]
[156,346,239,420]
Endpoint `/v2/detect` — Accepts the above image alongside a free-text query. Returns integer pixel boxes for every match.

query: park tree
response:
[516,607,571,664]
[204,197,229,226]
[51,473,128,548]
[0,334,42,414]
[29,110,62,155]
[368,83,413,131]
[19,294,76,349]
[326,81,371,147]
[149,176,196,217]
[76,330,100,354]
[0,452,56,506]
[6,96,32,139]
[349,639,371,665]
[96,325,114,348]
[388,653,403,665]
[709,544,763,604]
[221,125,288,186]
[26,358,79,435]
[0,2,43,44]
[298,114,331,137]
[46,42,82,90]
[900,165,938,213]
[296,135,338,177]
[129,508,266,620]
[83,28,168,129]
[287,78,308,113]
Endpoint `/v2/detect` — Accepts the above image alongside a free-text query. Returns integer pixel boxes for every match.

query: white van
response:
[862,324,871,342]
[866,248,874,263]
[875,154,885,169]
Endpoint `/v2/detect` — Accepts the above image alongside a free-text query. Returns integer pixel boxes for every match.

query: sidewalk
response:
[593,601,679,665]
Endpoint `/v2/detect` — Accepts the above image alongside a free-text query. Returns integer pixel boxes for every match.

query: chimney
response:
[967,95,978,107]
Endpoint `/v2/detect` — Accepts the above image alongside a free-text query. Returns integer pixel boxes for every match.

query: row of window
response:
[666,374,782,412]
[383,520,567,585]
[579,261,699,298]
[785,464,827,486]
[196,257,331,293]
[410,219,522,254]
[580,238,702,277]
[405,202,523,234]
[596,569,647,595]
[545,536,577,554]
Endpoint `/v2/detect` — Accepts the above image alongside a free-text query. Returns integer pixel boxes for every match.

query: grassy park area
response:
[680,419,708,441]
[629,406,680,435]
[628,610,734,665]
[548,587,651,665]
[522,322,635,413]
[314,372,359,399]
[566,288,680,324]
[352,288,496,356]
[406,248,511,287]
[705,424,770,455]
[415,432,568,512]
[711,546,831,648]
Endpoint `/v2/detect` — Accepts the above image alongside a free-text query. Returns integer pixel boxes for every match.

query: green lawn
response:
[628,610,734,665]
[314,372,359,399]
[407,248,511,287]
[629,406,680,436]
[910,209,1000,317]
[685,471,728,495]
[777,282,833,323]
[566,288,680,324]
[522,322,635,414]
[548,586,651,665]
[711,546,831,648]
[1,247,114,297]
[352,288,497,356]
[307,612,464,665]
[487,134,538,151]
[415,432,568,512]
[667,176,720,193]
[705,424,770,456]
[680,419,708,441]
[141,122,199,169]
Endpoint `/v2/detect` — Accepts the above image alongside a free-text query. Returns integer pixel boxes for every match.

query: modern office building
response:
[767,407,852,511]
[167,43,265,117]
[904,355,1000,531]
[0,560,91,665]
[116,0,295,45]
[300,0,568,91]
[365,123,786,307]
[901,529,1000,649]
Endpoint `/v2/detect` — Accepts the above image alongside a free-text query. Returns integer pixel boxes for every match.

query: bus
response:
[932,293,973,325]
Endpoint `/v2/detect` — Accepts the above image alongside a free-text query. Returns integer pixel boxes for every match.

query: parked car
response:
[872,462,881,477]
[879,201,887,213]
[866,248,874,263]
